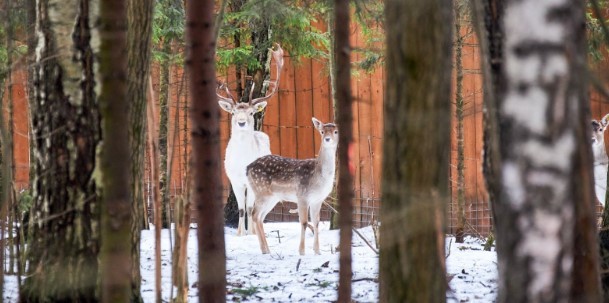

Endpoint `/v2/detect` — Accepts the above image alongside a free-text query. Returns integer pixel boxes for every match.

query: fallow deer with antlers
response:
[247,118,338,255]
[218,43,284,236]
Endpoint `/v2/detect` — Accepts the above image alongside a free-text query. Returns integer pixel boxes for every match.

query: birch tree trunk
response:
[99,0,131,301]
[187,0,227,301]
[492,1,601,302]
[20,0,101,301]
[380,0,452,302]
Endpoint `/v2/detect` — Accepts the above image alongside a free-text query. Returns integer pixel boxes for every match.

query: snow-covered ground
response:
[3,222,498,302]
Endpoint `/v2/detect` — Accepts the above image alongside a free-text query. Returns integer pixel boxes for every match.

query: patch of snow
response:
[446,236,498,303]
[3,223,500,302]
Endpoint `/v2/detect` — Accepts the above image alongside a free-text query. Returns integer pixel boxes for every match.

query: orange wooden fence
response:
[11,25,609,236]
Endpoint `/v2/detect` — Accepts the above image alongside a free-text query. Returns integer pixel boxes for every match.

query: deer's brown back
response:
[247,155,317,193]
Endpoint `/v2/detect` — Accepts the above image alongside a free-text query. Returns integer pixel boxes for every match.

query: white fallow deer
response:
[247,118,338,255]
[592,114,609,207]
[218,43,284,236]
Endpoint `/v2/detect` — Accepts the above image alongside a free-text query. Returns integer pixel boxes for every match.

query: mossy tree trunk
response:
[20,0,101,301]
[187,0,227,301]
[454,3,466,244]
[99,0,131,301]
[126,0,154,301]
[158,38,172,229]
[380,0,452,302]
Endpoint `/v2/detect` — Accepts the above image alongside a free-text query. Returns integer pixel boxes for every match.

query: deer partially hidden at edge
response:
[592,114,609,207]
[247,118,338,255]
[218,43,284,236]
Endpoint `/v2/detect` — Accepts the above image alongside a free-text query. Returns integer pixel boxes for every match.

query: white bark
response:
[499,0,578,302]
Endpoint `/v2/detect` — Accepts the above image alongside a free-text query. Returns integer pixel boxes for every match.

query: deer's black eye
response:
[334,130,338,134]
[321,131,325,135]
[250,112,254,116]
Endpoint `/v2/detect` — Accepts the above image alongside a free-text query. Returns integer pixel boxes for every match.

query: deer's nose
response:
[324,137,331,142]
[238,122,246,127]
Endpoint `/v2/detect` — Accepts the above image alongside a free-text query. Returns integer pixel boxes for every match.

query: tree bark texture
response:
[472,0,504,229]
[454,4,466,244]
[380,0,452,302]
[5,0,17,278]
[126,0,154,301]
[20,0,101,301]
[159,38,172,229]
[334,0,353,301]
[0,2,9,295]
[172,196,190,303]
[187,0,227,302]
[99,0,131,301]
[492,1,601,302]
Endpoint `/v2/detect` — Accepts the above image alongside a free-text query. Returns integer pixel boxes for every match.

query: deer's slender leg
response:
[252,198,273,254]
[310,201,323,255]
[245,186,256,235]
[298,200,309,255]
[233,183,247,236]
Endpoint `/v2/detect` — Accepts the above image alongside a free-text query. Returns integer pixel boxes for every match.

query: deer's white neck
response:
[316,144,337,178]
[593,141,608,166]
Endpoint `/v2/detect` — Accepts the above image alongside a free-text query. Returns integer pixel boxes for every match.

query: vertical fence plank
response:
[295,59,316,159]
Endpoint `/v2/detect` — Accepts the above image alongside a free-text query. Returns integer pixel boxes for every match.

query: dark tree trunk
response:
[26,0,37,186]
[99,0,131,301]
[487,1,601,302]
[187,0,227,302]
[454,4,466,244]
[127,0,154,301]
[472,0,504,231]
[159,38,172,229]
[334,0,354,301]
[0,1,9,295]
[380,0,452,302]
[20,0,101,301]
[5,0,17,278]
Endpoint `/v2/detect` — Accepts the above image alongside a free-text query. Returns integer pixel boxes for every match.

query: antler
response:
[250,43,285,105]
[217,80,236,104]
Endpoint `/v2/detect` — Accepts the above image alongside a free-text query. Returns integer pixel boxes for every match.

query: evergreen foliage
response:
[217,0,330,73]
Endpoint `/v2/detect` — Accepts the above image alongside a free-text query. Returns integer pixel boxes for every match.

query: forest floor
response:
[3,222,498,302]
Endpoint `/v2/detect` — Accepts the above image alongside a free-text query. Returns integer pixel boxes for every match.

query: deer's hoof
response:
[236,228,245,237]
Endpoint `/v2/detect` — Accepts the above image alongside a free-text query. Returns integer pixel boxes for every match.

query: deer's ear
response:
[218,101,234,113]
[253,101,268,113]
[312,117,322,130]
[602,114,609,128]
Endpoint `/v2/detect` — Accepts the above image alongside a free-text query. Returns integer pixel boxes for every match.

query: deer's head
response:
[592,114,609,145]
[218,43,284,132]
[312,117,338,148]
